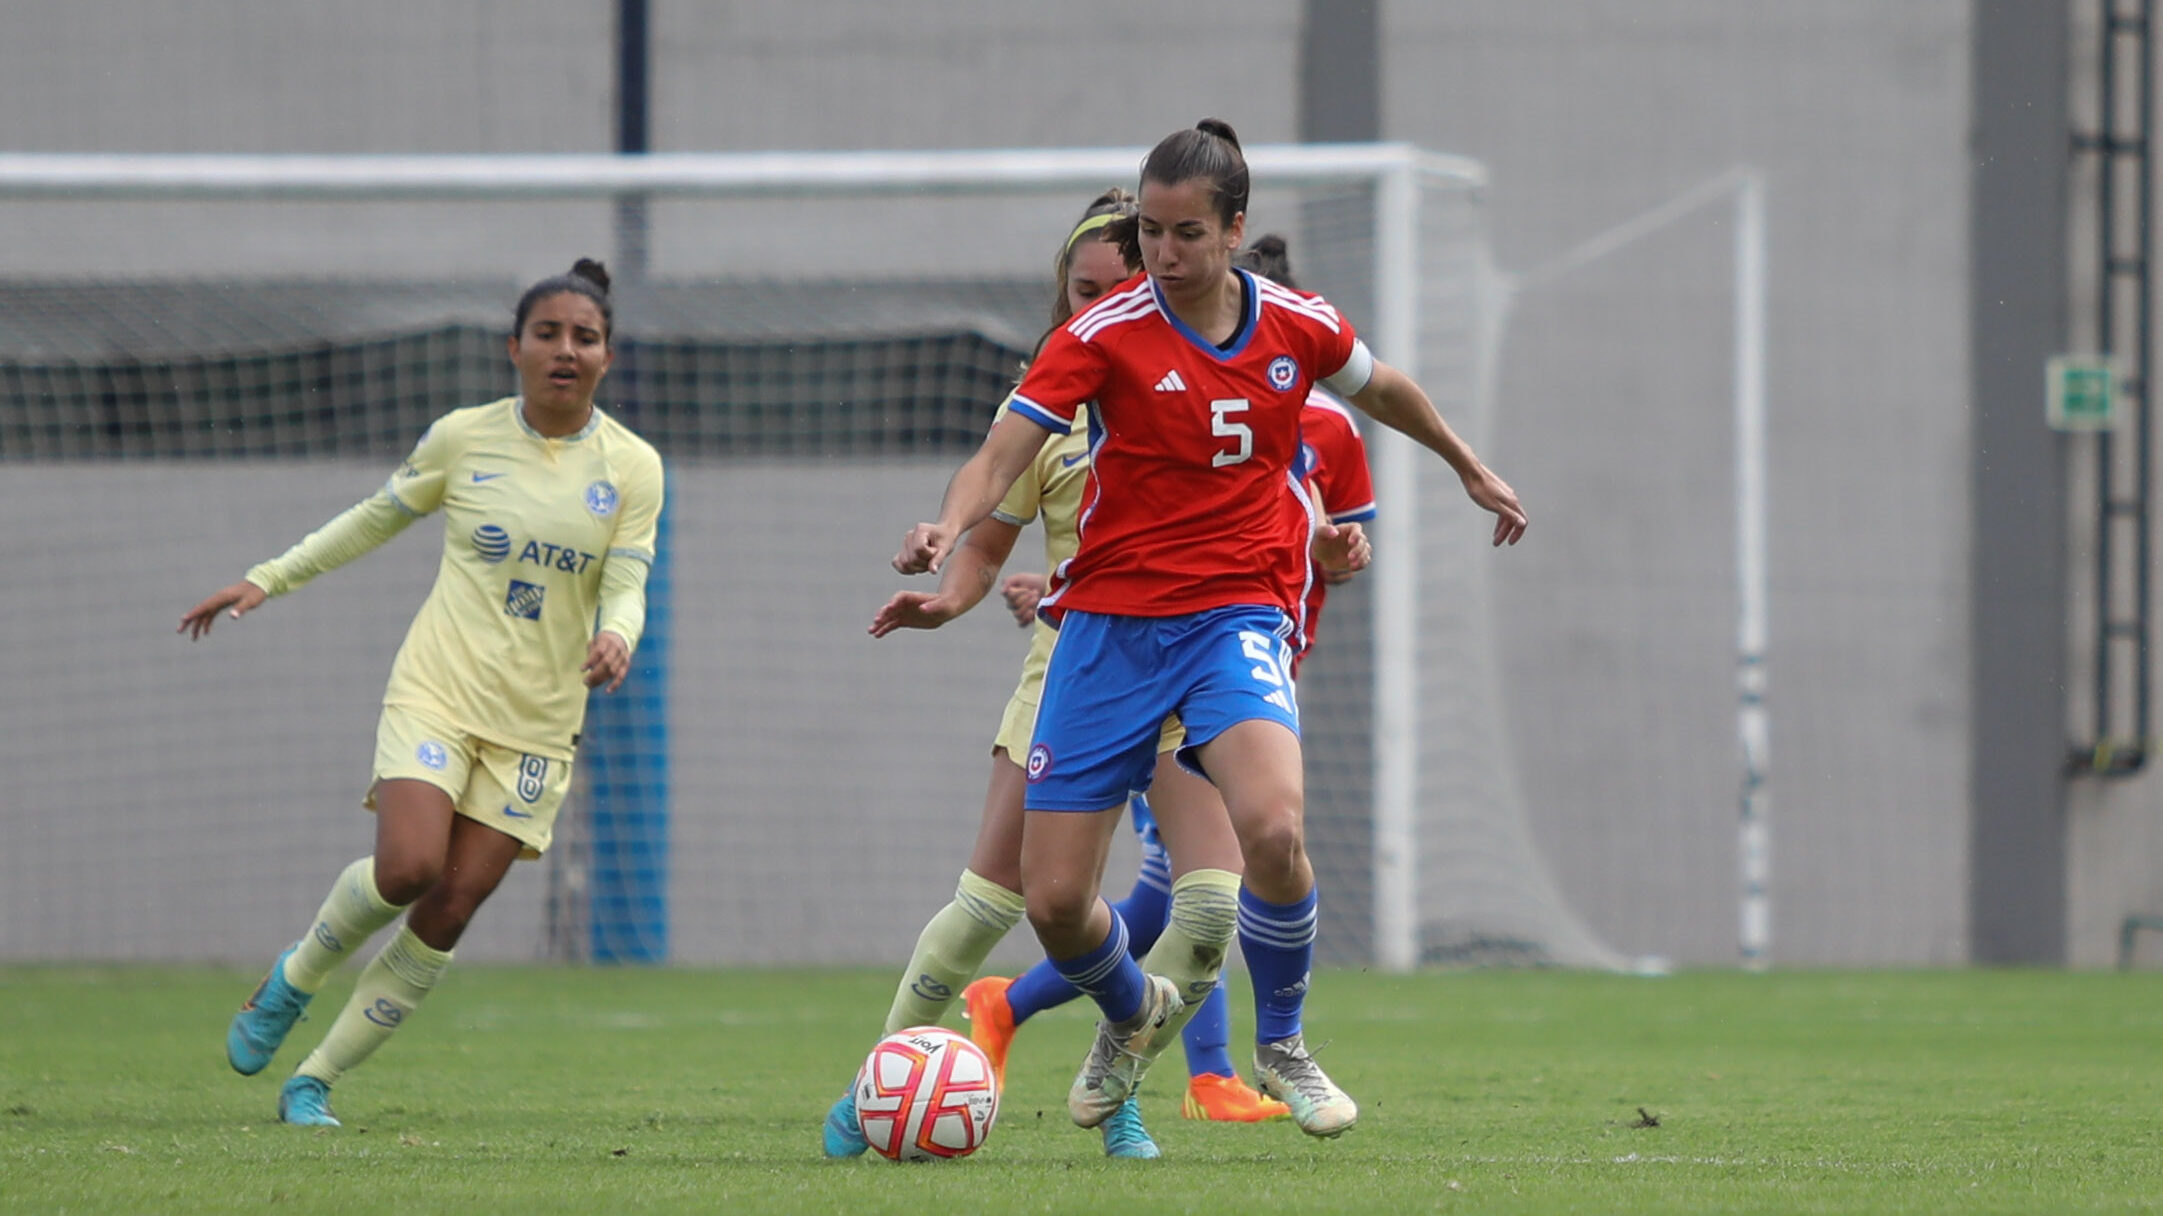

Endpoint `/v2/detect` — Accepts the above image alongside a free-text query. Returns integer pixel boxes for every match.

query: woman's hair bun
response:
[570,258,612,294]
[1196,118,1242,151]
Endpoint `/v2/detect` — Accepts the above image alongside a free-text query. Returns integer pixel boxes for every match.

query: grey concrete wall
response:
[0,1,1992,964]
[0,0,1301,279]
[0,0,616,278]
[1385,1,1974,963]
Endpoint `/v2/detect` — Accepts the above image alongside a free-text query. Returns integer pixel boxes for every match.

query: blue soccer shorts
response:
[1023,605,1301,812]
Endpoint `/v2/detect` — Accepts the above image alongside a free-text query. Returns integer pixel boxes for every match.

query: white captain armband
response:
[1321,339,1375,398]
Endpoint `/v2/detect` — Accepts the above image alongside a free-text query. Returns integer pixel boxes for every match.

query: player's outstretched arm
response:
[1348,361,1528,547]
[895,412,1052,574]
[178,491,421,642]
[871,518,1022,637]
[177,580,269,639]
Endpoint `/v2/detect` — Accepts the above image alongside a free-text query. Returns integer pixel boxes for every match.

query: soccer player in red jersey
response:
[963,233,1375,1126]
[895,120,1525,1137]
[829,188,1263,1161]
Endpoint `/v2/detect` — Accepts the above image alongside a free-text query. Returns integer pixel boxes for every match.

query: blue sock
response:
[1237,885,1318,1044]
[1006,856,1173,1026]
[1005,954,1075,1027]
[1181,979,1235,1078]
[1048,904,1146,1025]
[1113,870,1172,959]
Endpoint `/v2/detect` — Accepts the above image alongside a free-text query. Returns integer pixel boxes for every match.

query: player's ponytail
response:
[1140,118,1250,227]
[1234,233,1298,290]
[1195,118,1242,152]
[514,258,615,341]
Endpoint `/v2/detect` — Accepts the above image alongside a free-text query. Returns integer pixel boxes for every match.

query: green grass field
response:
[5,966,2163,1214]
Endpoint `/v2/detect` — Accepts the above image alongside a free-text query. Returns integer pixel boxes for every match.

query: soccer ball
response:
[853,1026,999,1162]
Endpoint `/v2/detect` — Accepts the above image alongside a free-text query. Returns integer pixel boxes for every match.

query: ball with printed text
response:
[853,1026,999,1162]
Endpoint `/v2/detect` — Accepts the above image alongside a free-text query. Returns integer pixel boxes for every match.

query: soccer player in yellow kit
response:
[178,259,663,1127]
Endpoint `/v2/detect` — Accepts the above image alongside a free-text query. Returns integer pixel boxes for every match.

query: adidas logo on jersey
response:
[1155,370,1187,392]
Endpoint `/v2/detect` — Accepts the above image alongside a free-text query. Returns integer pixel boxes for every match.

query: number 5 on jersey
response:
[1239,630,1295,713]
[1211,398,1253,468]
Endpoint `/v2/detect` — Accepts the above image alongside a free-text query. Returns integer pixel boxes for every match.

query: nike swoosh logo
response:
[472,471,507,483]
[1060,453,1088,468]
[501,805,534,818]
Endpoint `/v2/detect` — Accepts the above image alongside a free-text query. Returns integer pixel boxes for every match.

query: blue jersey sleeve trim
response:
[607,547,655,565]
[380,484,425,517]
[1329,504,1379,524]
[1009,396,1073,433]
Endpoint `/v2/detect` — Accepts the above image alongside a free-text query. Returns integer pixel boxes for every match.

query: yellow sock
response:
[883,869,1027,1035]
[295,926,452,1086]
[1140,868,1242,1039]
[283,857,406,994]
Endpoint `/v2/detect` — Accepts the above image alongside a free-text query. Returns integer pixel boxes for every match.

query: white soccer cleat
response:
[1067,974,1182,1128]
[1253,1034,1358,1138]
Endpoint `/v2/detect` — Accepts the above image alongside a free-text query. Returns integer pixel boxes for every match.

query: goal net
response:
[0,147,1625,971]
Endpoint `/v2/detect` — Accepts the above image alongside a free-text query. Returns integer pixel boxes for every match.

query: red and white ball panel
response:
[854,1026,1000,1162]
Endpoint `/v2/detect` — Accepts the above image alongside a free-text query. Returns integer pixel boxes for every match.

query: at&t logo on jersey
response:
[584,480,619,516]
[505,579,546,620]
[518,539,598,574]
[472,523,512,563]
[1267,355,1300,392]
[1025,743,1053,783]
[416,740,449,771]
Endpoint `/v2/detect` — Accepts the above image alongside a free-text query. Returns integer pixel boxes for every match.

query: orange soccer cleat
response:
[960,975,1017,1093]
[1182,1071,1292,1122]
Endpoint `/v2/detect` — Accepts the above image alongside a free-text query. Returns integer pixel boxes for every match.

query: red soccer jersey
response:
[1009,271,1363,637]
[1298,388,1378,668]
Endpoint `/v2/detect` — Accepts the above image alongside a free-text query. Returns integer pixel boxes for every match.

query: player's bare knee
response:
[1024,887,1095,942]
[371,855,441,906]
[407,888,484,948]
[1239,816,1308,887]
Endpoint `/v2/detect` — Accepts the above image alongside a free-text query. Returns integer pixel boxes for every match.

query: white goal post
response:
[0,145,1631,972]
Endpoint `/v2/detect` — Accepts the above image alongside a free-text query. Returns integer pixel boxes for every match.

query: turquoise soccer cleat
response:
[227,944,313,1076]
[1099,1096,1161,1159]
[277,1075,340,1127]
[822,1088,868,1158]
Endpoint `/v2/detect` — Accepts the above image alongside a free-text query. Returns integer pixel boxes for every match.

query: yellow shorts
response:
[367,703,572,859]
[994,622,1185,768]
